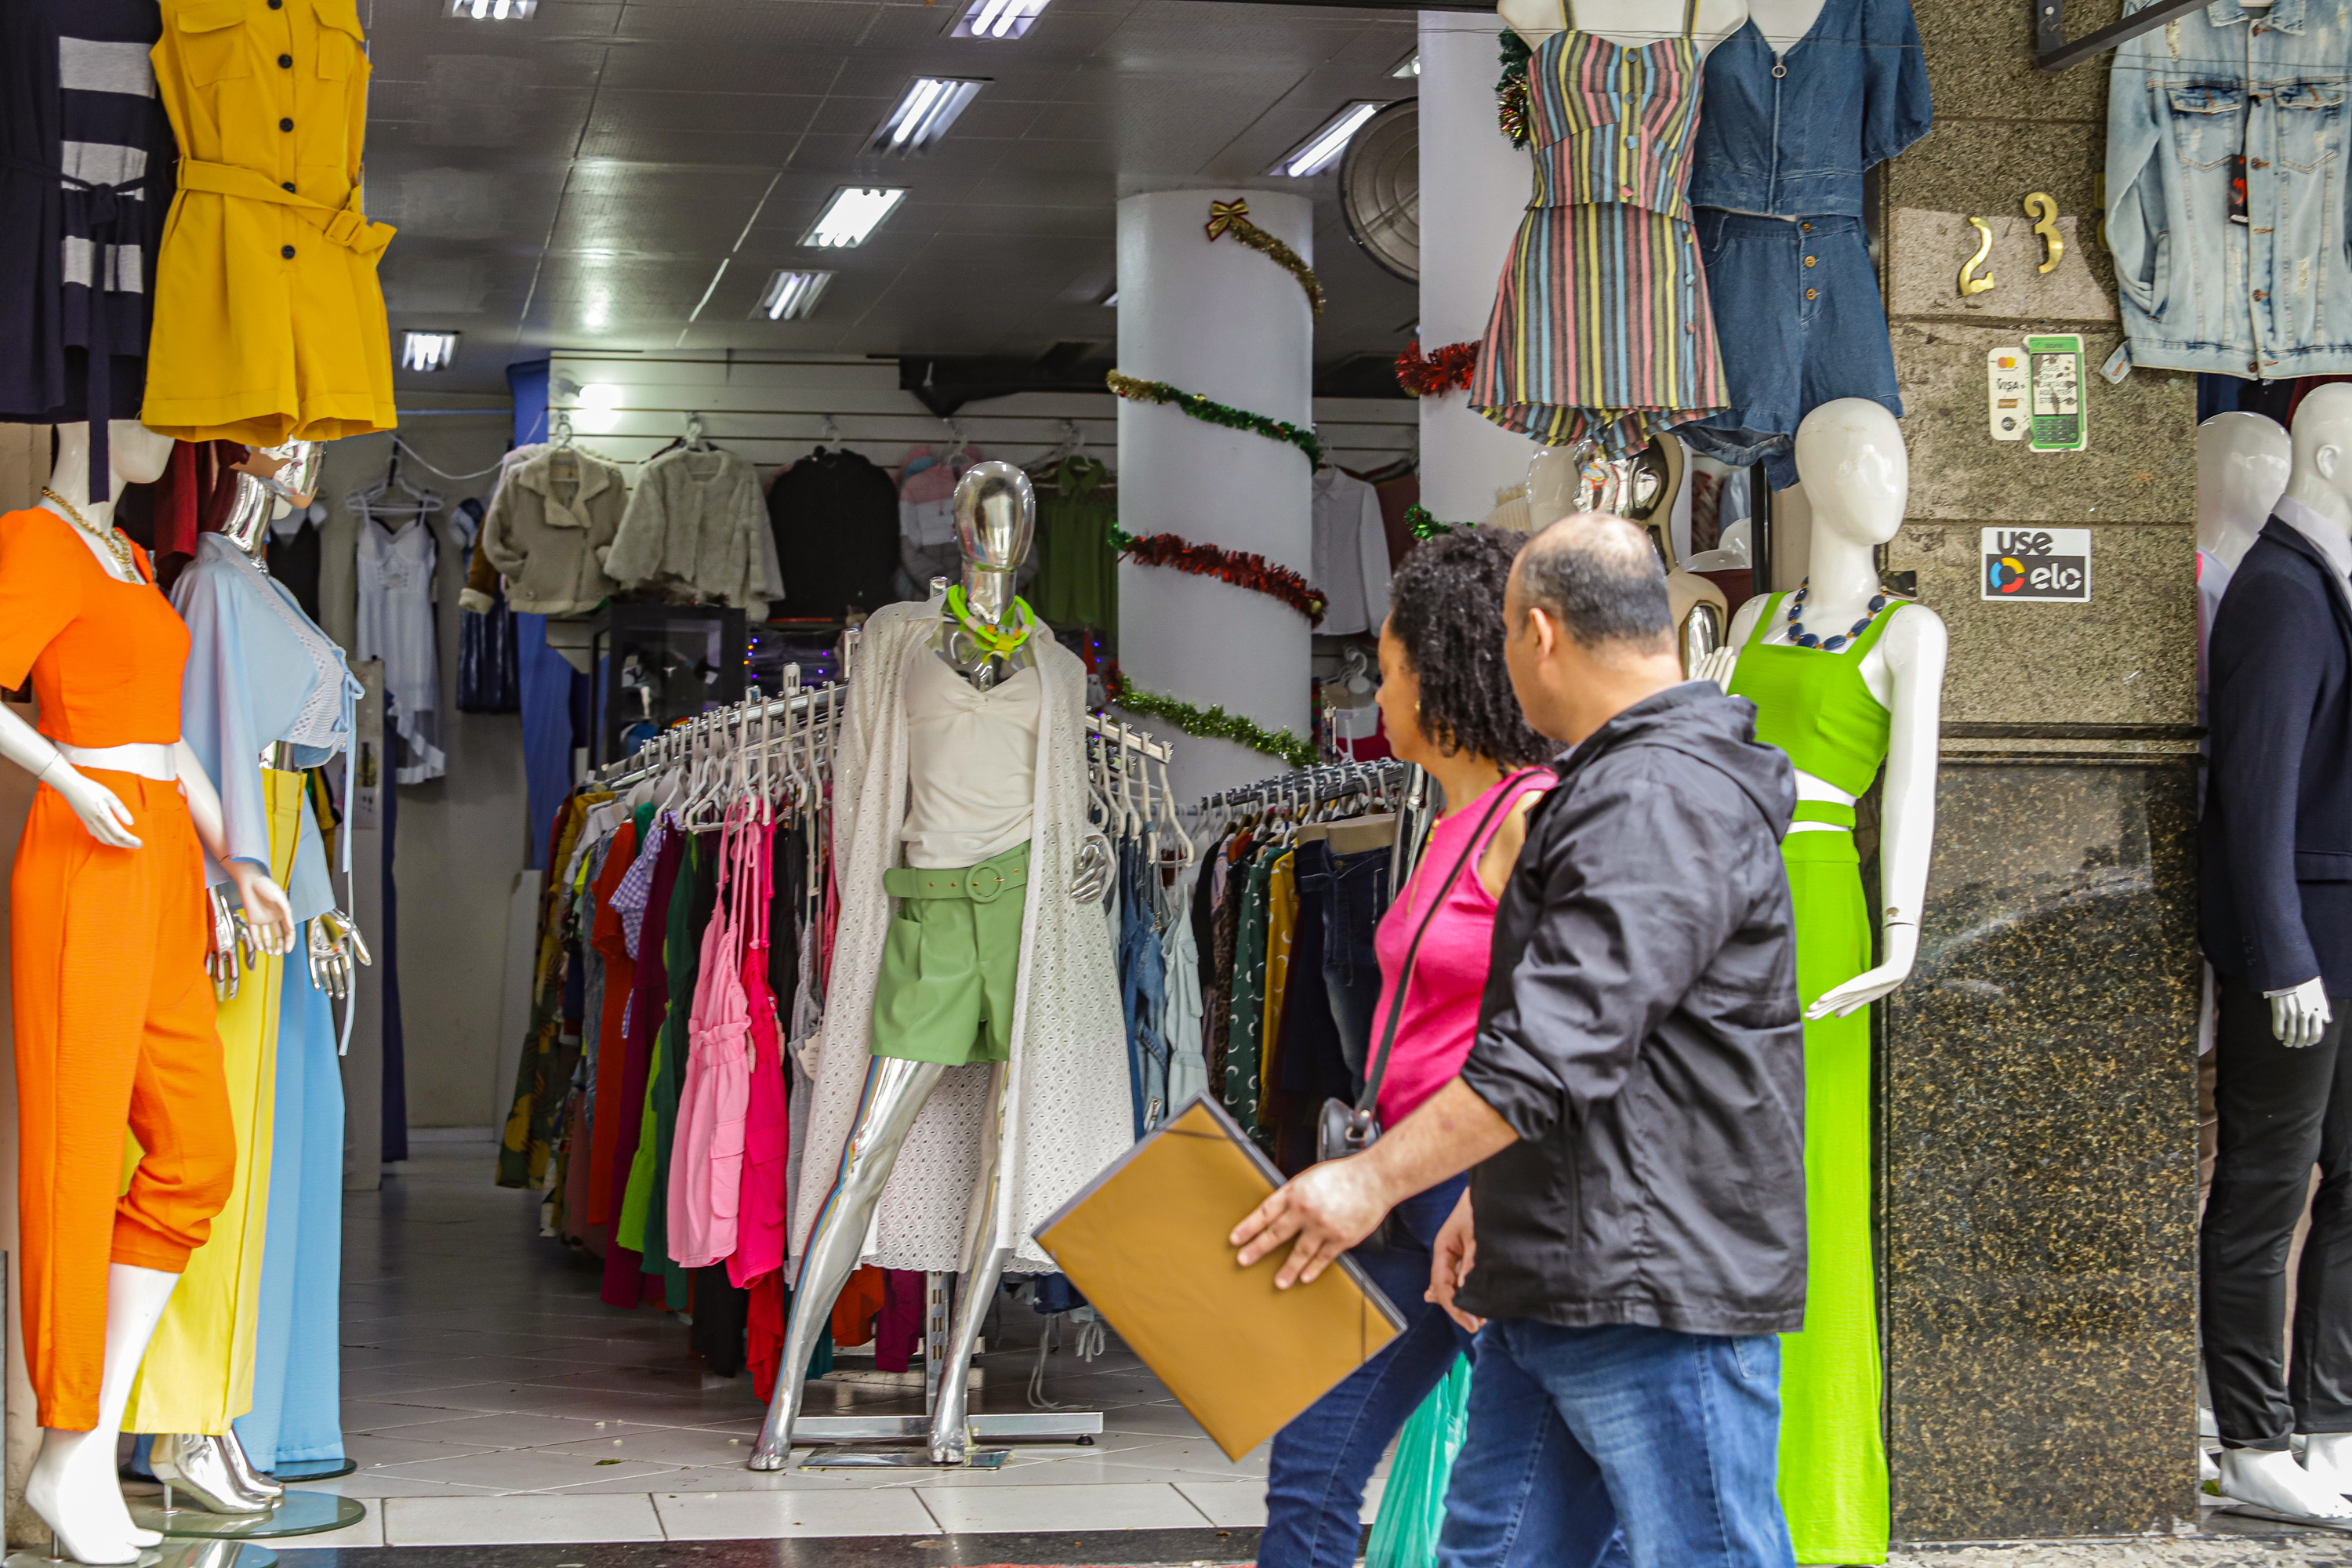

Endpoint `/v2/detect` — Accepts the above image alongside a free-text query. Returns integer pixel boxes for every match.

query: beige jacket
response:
[478,448,626,617]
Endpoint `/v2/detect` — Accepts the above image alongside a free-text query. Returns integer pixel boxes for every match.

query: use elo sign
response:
[1980,527,2091,603]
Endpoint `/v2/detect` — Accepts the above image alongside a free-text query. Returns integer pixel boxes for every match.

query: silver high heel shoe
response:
[215,1432,282,1503]
[148,1435,271,1515]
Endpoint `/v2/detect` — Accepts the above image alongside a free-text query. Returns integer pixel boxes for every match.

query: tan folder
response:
[1033,1094,1405,1460]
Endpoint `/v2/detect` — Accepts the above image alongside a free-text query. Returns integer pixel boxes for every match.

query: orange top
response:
[0,507,187,746]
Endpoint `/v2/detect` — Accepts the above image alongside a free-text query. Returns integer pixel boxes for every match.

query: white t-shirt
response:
[900,651,1042,869]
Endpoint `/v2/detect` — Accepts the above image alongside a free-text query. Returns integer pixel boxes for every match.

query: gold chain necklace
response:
[40,488,137,579]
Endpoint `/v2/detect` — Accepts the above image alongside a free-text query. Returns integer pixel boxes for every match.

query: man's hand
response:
[1229,1154,1396,1290]
[1427,1189,1483,1334]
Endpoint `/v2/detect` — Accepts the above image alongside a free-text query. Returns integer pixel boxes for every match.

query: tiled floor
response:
[274,1142,1379,1548]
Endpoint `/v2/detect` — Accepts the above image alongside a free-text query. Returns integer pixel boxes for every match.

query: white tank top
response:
[900,651,1042,869]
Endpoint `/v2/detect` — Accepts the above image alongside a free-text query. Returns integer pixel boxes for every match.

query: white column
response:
[1418,10,1540,523]
[1114,187,1316,801]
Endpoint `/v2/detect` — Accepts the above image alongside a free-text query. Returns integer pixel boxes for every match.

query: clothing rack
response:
[588,673,844,795]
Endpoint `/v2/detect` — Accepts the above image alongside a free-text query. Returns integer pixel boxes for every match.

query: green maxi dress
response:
[1726,594,1904,1566]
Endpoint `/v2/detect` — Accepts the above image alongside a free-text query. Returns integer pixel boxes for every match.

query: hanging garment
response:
[1725,594,1904,1566]
[356,514,446,783]
[796,601,1132,1274]
[266,510,325,622]
[670,816,756,1270]
[481,447,626,617]
[141,0,396,446]
[767,447,899,620]
[0,0,176,499]
[602,823,685,1308]
[1163,850,1208,1109]
[1117,837,1170,1136]
[1679,0,1930,488]
[896,445,982,593]
[498,793,606,1189]
[1468,0,1726,454]
[606,446,771,615]
[1029,456,1118,635]
[731,818,791,1290]
[585,818,639,1228]
[124,768,304,1437]
[1310,466,1391,637]
[456,502,522,715]
[1222,847,1277,1147]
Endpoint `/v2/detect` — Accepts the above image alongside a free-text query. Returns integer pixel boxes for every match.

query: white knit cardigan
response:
[790,601,1133,1273]
[604,447,770,615]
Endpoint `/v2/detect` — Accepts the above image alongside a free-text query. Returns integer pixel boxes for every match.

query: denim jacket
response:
[2107,0,2352,379]
[1686,0,1933,219]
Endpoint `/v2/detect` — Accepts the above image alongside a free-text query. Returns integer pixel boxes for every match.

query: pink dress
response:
[669,811,756,1269]
[1370,769,1552,1127]
[730,818,792,1289]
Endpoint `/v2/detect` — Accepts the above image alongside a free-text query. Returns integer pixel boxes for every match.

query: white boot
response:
[27,1265,179,1564]
[2220,1446,2352,1520]
[2303,1431,2352,1496]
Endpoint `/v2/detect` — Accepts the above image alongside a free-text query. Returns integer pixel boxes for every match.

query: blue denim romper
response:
[1679,0,1933,488]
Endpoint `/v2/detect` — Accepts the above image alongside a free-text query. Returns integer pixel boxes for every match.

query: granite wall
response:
[1877,0,2204,1542]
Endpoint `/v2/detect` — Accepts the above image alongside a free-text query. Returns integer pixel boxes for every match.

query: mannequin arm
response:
[0,703,141,848]
[173,741,296,956]
[1809,605,1947,1020]
[2270,977,2334,1049]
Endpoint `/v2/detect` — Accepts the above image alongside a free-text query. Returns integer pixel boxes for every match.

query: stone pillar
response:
[1114,188,1316,800]
[1417,11,1539,524]
[1875,0,2200,1541]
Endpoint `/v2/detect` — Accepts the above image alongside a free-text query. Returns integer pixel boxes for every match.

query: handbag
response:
[1317,773,1541,1174]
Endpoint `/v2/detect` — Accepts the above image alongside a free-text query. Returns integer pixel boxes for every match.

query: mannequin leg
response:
[27,1264,179,1564]
[929,1062,1012,1464]
[748,1056,948,1470]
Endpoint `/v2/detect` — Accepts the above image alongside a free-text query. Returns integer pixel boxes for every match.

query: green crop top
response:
[1724,593,1901,797]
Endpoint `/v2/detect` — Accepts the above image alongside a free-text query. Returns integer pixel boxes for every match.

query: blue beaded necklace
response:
[1784,578,1888,652]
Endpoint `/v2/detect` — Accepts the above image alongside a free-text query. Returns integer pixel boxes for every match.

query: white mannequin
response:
[1700,398,1947,1018]
[0,421,296,1565]
[1746,0,1828,49]
[1498,0,1748,56]
[2198,412,2290,609]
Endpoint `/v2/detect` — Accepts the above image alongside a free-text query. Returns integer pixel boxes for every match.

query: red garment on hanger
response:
[730,818,791,1289]
[831,1265,886,1348]
[875,1270,924,1373]
[585,819,637,1227]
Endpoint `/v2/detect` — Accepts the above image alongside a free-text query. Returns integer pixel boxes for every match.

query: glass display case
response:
[587,603,748,768]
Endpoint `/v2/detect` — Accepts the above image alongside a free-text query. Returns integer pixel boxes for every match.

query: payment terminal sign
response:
[1981,527,2091,602]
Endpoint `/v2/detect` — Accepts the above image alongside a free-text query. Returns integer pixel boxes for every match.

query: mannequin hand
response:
[307,909,372,1000]
[40,760,142,849]
[1806,924,1920,1020]
[1691,646,1738,693]
[223,864,296,959]
[2272,978,2334,1048]
[206,889,243,1002]
[793,1030,825,1080]
[1071,831,1113,905]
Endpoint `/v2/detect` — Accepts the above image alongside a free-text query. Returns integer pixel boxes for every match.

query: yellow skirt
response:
[122,769,304,1436]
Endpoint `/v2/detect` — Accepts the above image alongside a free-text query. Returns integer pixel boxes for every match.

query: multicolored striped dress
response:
[1468,0,1728,456]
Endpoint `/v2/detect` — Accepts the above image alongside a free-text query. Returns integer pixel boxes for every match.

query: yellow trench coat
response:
[144,0,397,445]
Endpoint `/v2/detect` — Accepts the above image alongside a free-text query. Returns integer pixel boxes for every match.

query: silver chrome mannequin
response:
[753,463,1083,1472]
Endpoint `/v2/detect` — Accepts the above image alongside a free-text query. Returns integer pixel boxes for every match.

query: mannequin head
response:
[2285,384,2352,539]
[46,422,173,507]
[951,459,1034,624]
[1791,399,1907,551]
[2197,412,2290,569]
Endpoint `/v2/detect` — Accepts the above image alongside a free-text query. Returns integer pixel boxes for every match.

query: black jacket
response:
[2203,516,2352,994]
[1459,683,1807,1337]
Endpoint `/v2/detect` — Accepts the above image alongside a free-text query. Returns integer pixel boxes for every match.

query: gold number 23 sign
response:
[1959,192,2065,296]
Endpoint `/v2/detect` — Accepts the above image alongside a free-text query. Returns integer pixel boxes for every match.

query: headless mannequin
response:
[1527,440,1729,672]
[1704,399,1946,1017]
[1497,0,1749,53]
[0,423,296,1566]
[750,463,1102,1471]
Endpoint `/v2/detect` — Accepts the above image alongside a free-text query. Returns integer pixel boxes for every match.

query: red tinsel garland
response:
[1112,525,1327,627]
[1395,340,1479,398]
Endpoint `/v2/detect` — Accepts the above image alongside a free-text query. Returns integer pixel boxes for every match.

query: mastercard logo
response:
[1987,557,2027,593]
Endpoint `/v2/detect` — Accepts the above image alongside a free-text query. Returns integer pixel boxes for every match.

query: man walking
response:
[1232,513,1806,1568]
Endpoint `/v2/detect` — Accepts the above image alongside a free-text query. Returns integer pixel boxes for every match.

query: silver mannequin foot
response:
[215,1433,282,1502]
[149,1436,270,1515]
[930,1062,1014,1466]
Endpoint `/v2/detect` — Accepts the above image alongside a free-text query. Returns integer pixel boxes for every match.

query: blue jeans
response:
[1438,1321,1795,1568]
[1261,1178,1493,1568]
[1294,840,1386,1088]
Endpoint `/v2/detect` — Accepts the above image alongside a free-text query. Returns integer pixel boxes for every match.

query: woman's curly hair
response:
[1385,526,1552,768]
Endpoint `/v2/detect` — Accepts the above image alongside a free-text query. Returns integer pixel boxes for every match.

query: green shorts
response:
[870,842,1029,1065]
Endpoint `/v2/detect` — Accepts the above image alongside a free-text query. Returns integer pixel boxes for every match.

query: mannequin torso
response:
[1498,0,1749,54]
[1745,0,1829,49]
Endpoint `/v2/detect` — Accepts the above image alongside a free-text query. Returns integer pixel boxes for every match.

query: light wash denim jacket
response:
[2107,0,2352,379]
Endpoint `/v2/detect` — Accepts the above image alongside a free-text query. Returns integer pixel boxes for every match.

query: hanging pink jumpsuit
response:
[668,810,754,1269]
[731,817,791,1288]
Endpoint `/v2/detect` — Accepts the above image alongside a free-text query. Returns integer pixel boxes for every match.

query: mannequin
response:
[1497,0,1748,53]
[1528,438,1729,670]
[0,421,295,1566]
[1701,398,1946,1565]
[2201,384,2352,1522]
[750,463,1127,1470]
[2197,413,2291,669]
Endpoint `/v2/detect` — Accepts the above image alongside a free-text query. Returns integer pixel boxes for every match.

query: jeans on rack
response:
[1296,840,1388,1089]
[1117,837,1170,1137]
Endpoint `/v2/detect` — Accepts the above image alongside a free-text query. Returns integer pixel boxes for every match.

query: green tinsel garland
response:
[1106,370,1323,467]
[1404,504,1473,539]
[1103,664,1318,768]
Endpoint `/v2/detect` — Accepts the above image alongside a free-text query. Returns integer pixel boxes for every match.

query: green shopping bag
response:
[1366,1354,1473,1568]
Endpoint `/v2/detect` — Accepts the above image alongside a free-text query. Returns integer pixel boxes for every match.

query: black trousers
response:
[2203,974,2352,1448]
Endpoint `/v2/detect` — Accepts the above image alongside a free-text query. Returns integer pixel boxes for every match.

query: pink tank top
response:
[1370,770,1552,1127]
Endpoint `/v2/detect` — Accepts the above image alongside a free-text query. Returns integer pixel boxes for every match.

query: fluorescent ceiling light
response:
[570,381,622,434]
[399,331,459,372]
[757,270,834,321]
[804,186,907,248]
[1392,50,1419,77]
[1271,100,1384,178]
[444,0,535,17]
[873,78,986,155]
[954,0,1050,38]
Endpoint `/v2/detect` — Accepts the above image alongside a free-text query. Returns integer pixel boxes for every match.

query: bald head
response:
[1511,511,1674,655]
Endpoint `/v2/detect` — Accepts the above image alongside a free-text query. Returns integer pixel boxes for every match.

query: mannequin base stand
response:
[128,1487,364,1542]
[5,1534,163,1568]
[263,1461,356,1483]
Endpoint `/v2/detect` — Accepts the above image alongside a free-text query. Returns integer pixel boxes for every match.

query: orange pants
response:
[11,771,237,1430]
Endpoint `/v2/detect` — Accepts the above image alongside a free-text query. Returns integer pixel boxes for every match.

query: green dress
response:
[1726,593,1902,1566]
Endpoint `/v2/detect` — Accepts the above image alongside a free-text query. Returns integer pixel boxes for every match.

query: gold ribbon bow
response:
[1205,198,1249,241]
